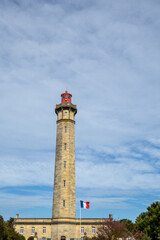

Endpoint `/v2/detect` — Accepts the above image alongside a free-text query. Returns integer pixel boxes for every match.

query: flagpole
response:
[80,201,81,239]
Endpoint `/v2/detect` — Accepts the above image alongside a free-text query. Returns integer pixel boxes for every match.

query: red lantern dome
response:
[61,90,72,103]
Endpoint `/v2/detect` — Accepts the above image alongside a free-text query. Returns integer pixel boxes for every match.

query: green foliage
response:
[95,217,153,240]
[0,216,7,240]
[133,231,145,240]
[136,201,160,240]
[132,231,151,240]
[132,231,152,240]
[0,215,26,240]
[27,237,34,240]
[141,235,151,240]
[94,218,130,240]
[6,218,14,228]
[19,236,25,240]
[120,219,135,234]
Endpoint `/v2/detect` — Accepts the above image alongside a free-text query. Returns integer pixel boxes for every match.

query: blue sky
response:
[0,0,160,222]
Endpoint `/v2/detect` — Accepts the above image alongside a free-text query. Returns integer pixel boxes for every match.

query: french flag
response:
[80,200,90,209]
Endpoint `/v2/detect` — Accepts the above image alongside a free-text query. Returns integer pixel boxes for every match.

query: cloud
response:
[0,0,160,221]
[0,153,54,187]
[1,139,159,192]
[0,190,52,209]
[76,156,159,190]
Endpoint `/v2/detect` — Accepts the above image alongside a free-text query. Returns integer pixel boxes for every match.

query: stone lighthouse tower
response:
[52,91,77,240]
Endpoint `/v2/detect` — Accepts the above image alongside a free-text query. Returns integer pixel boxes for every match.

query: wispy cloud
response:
[0,153,54,187]
[0,0,160,221]
[0,190,52,209]
[76,144,160,191]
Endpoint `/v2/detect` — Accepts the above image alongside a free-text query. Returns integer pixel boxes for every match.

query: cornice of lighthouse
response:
[55,102,77,115]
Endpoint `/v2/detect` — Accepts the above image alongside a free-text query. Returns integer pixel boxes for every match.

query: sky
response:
[0,0,160,222]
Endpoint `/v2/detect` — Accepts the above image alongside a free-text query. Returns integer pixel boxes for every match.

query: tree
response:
[94,218,130,240]
[0,216,7,240]
[120,219,135,235]
[133,230,151,240]
[27,237,34,240]
[119,219,152,240]
[0,215,25,240]
[136,201,160,240]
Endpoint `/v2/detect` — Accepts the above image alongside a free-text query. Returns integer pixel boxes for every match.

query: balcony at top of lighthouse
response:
[55,90,77,121]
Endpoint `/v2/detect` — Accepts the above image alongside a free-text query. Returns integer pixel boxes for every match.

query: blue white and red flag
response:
[80,200,90,209]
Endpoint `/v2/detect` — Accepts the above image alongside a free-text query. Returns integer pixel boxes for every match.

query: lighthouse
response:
[52,91,77,239]
[14,91,108,240]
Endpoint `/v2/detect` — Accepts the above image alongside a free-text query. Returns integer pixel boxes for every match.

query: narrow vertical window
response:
[31,227,35,234]
[64,143,66,150]
[92,227,95,234]
[20,227,24,234]
[63,200,65,207]
[81,227,84,234]
[65,112,67,117]
[65,126,67,132]
[63,180,66,187]
[43,227,46,234]
[64,161,66,168]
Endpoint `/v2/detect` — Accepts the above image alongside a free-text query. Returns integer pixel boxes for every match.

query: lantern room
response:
[61,90,72,103]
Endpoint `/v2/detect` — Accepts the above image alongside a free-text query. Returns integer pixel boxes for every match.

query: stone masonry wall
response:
[52,108,76,219]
